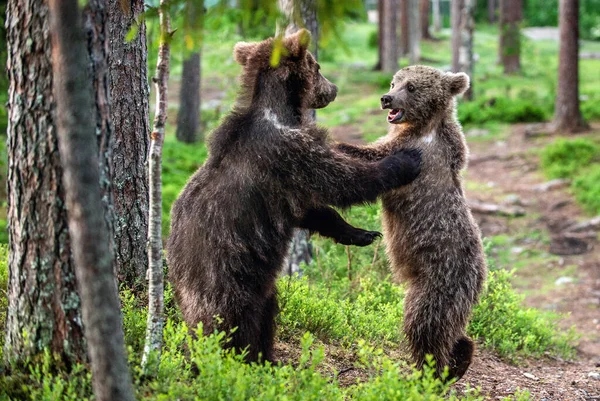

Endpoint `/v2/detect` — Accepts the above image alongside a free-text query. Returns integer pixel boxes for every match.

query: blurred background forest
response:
[1,0,600,400]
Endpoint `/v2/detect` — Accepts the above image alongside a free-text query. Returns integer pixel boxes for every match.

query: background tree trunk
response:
[176,52,201,143]
[4,0,86,364]
[453,0,475,100]
[552,0,588,133]
[48,1,135,400]
[499,0,522,74]
[488,0,496,23]
[142,0,170,373]
[432,0,441,32]
[420,0,432,40]
[380,0,399,72]
[108,0,150,292]
[400,0,409,56]
[376,0,384,69]
[408,0,421,64]
[279,0,318,275]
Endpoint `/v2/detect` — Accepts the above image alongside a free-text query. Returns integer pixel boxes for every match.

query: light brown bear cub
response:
[336,65,487,381]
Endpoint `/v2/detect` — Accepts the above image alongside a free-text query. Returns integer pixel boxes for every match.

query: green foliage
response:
[540,138,600,179]
[573,167,600,214]
[458,97,549,125]
[0,245,7,361]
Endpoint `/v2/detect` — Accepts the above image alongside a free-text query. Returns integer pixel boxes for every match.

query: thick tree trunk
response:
[4,0,86,364]
[142,0,170,373]
[400,0,409,56]
[499,0,522,74]
[380,0,399,72]
[108,0,150,292]
[432,0,441,32]
[452,0,474,100]
[408,0,421,64]
[552,0,588,133]
[420,0,432,40]
[48,1,135,400]
[488,0,496,23]
[176,52,201,143]
[279,0,317,275]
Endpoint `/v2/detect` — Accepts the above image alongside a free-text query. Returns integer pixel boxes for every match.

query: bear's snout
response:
[381,95,393,109]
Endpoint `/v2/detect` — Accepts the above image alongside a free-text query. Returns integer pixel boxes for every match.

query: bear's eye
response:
[390,82,395,89]
[407,84,416,92]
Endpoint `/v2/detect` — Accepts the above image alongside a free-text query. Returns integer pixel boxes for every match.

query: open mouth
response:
[387,108,405,124]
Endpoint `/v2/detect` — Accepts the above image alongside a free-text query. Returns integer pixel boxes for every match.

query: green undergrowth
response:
[540,137,600,214]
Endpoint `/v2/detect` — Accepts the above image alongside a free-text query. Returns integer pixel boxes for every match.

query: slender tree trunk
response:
[420,0,432,40]
[142,0,170,372]
[176,52,201,143]
[279,0,317,275]
[400,0,409,56]
[4,0,86,364]
[48,1,135,400]
[451,0,462,73]
[499,0,522,74]
[552,0,588,133]
[488,0,496,23]
[376,0,384,69]
[408,0,421,64]
[432,0,441,32]
[380,0,399,72]
[108,0,150,292]
[454,0,474,100]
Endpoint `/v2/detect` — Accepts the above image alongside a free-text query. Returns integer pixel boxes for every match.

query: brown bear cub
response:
[336,65,487,381]
[167,31,422,363]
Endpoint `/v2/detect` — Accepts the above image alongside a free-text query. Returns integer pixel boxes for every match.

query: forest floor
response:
[323,124,600,400]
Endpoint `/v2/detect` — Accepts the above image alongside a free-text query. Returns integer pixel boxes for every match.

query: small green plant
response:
[573,166,600,214]
[540,138,600,179]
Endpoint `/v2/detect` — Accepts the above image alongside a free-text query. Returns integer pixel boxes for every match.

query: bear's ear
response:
[284,28,311,58]
[445,72,470,96]
[233,41,258,65]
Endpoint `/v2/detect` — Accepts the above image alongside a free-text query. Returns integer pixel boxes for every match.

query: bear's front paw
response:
[380,148,422,188]
[337,229,382,247]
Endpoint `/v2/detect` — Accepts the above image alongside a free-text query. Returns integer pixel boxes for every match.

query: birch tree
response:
[48,0,135,400]
[408,0,421,64]
[432,0,441,32]
[142,0,171,372]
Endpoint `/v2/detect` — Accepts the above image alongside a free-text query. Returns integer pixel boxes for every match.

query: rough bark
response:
[432,0,441,32]
[4,0,86,364]
[420,0,432,40]
[452,0,474,100]
[399,0,409,56]
[488,0,496,23]
[380,0,399,72]
[408,0,421,64]
[108,0,150,291]
[552,0,588,133]
[499,0,522,74]
[278,0,317,274]
[176,52,201,143]
[48,1,135,400]
[142,0,170,372]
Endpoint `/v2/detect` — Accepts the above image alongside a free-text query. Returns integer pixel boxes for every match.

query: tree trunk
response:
[4,0,86,364]
[499,0,522,74]
[432,0,441,32]
[48,1,135,400]
[399,0,409,56]
[108,0,150,292]
[176,52,201,143]
[142,0,170,373]
[380,0,399,72]
[552,0,588,133]
[488,0,496,23]
[278,0,318,274]
[451,0,474,100]
[420,0,432,40]
[408,0,421,64]
[376,0,384,69]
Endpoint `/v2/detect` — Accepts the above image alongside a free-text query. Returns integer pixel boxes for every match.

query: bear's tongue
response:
[387,108,404,123]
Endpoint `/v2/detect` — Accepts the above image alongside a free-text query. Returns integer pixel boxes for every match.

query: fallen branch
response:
[564,216,600,233]
[468,200,526,217]
[533,179,571,192]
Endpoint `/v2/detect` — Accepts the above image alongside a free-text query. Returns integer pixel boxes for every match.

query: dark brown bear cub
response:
[336,65,487,381]
[167,30,422,363]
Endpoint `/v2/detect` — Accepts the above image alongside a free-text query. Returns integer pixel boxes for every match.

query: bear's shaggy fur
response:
[166,31,422,363]
[336,65,487,381]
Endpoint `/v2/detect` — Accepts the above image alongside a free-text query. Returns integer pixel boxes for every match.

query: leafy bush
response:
[540,138,600,179]
[573,166,600,214]
[458,97,549,126]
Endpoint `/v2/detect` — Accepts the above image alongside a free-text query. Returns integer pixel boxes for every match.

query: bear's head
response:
[380,65,469,127]
[232,29,337,111]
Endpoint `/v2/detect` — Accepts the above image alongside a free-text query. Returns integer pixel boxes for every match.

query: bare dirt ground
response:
[325,124,600,399]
